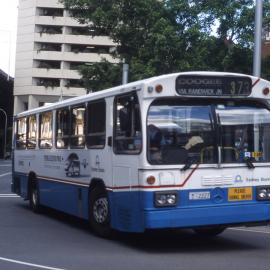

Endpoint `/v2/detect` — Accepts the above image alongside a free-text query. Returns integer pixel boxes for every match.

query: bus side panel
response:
[38,178,89,219]
[109,191,145,232]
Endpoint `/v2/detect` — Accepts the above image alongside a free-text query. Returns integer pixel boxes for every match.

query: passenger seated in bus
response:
[162,133,204,164]
[184,134,204,150]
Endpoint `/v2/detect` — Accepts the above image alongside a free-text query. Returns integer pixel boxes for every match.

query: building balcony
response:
[34,33,115,46]
[36,0,64,9]
[35,16,82,27]
[34,50,119,63]
[33,85,87,97]
[14,85,87,97]
[32,68,81,80]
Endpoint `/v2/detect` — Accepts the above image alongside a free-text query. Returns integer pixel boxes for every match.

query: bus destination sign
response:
[176,75,252,97]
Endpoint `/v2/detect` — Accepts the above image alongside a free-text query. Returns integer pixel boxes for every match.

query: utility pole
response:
[253,0,263,77]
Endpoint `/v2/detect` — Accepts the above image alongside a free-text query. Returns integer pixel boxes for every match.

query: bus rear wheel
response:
[193,226,226,237]
[29,181,41,213]
[89,187,112,238]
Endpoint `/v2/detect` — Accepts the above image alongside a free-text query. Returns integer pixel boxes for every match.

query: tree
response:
[61,0,206,90]
[61,0,270,90]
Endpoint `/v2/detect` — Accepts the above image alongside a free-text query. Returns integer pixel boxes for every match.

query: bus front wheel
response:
[89,187,112,238]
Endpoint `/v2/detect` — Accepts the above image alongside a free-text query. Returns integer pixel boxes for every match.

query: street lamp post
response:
[0,108,7,159]
[122,63,129,85]
[253,0,263,77]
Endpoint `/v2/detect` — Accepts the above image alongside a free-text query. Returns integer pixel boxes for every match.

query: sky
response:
[0,1,19,78]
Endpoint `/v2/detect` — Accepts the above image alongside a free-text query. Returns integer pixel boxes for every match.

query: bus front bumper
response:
[144,203,270,229]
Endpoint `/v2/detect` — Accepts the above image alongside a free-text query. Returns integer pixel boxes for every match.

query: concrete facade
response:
[14,0,117,114]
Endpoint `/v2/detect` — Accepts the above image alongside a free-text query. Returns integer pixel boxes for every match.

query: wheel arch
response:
[88,178,106,195]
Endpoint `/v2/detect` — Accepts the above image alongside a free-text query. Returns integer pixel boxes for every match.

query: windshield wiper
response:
[181,157,199,171]
[244,157,255,169]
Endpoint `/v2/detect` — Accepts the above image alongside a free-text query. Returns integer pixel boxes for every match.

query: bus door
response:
[109,91,143,231]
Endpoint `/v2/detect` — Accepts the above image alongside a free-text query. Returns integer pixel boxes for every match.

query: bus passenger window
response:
[71,105,85,148]
[87,100,106,148]
[27,115,37,149]
[114,93,142,154]
[16,117,27,149]
[39,112,53,149]
[56,108,70,148]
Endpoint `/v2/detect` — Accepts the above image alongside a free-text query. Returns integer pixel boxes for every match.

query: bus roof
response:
[15,71,264,118]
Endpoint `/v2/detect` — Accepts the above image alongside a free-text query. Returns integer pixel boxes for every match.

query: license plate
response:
[189,191,210,200]
[228,187,253,201]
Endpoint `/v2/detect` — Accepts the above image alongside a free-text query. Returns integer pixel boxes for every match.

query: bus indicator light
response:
[263,87,270,96]
[147,175,156,185]
[155,84,163,93]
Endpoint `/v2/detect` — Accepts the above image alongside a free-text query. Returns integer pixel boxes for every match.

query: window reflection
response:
[148,104,215,164]
[27,115,37,149]
[217,106,270,163]
[114,93,142,154]
[39,112,53,149]
[56,108,70,148]
[71,105,85,148]
[147,100,270,165]
[16,118,27,149]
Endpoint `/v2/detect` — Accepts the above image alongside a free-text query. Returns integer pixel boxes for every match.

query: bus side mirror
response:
[108,136,112,147]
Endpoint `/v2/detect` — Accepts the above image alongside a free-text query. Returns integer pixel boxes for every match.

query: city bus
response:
[12,71,270,237]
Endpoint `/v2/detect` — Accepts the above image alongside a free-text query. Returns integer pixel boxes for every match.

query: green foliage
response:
[61,0,270,90]
[80,61,122,92]
[199,0,255,45]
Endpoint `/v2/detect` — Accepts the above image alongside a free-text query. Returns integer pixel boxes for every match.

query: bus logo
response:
[235,175,243,183]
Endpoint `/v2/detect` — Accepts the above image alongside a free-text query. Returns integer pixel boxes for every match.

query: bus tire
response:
[193,226,226,237]
[89,187,111,238]
[29,180,41,213]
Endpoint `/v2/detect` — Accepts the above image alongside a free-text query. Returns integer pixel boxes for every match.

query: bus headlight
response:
[154,191,178,207]
[256,186,270,201]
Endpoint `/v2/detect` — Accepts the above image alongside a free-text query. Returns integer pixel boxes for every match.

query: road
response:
[1,160,270,270]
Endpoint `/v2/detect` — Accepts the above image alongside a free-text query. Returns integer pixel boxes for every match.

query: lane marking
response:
[0,194,20,198]
[0,256,66,270]
[229,228,270,235]
[0,172,12,178]
[0,164,11,167]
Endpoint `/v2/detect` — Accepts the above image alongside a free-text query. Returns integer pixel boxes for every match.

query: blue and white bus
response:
[12,71,270,237]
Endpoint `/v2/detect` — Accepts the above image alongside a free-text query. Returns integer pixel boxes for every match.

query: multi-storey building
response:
[14,0,117,114]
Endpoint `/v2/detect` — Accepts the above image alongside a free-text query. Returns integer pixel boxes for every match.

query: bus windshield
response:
[147,99,270,165]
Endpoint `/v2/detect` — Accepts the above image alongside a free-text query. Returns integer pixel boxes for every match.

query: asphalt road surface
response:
[1,160,270,270]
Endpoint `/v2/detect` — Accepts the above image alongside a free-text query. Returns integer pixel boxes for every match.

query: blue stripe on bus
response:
[38,179,89,219]
[13,172,270,232]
